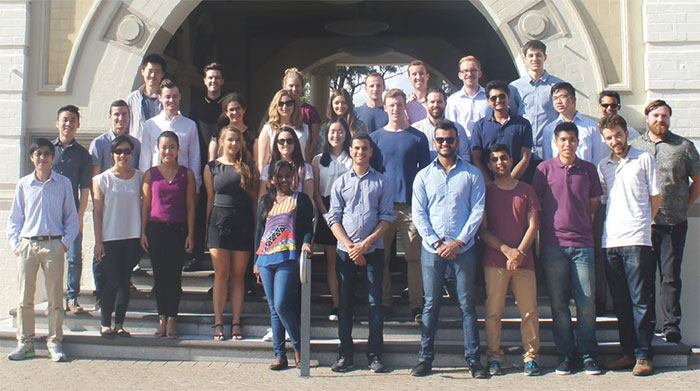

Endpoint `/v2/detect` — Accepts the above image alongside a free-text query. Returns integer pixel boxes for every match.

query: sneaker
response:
[410,361,432,376]
[583,358,602,375]
[524,360,540,376]
[330,356,354,372]
[368,356,386,373]
[555,359,571,375]
[664,330,681,343]
[468,360,489,379]
[262,328,273,342]
[487,361,502,376]
[7,344,34,361]
[48,345,67,362]
[328,308,339,322]
[182,257,201,272]
[604,355,635,370]
[66,298,84,314]
[632,359,653,376]
[411,307,422,324]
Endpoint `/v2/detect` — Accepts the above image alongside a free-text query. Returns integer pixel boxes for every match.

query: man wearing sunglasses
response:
[89,100,142,308]
[411,119,486,378]
[598,90,640,139]
[472,80,533,184]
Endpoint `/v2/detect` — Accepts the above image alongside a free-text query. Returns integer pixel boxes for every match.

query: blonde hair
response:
[282,67,304,87]
[266,89,302,131]
[458,55,482,70]
[217,125,257,191]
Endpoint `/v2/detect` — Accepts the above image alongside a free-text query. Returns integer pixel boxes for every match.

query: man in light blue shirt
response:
[445,55,490,138]
[410,120,487,378]
[509,40,565,159]
[325,134,394,373]
[7,138,79,362]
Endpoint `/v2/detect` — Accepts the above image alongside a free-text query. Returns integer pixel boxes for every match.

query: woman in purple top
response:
[140,131,196,339]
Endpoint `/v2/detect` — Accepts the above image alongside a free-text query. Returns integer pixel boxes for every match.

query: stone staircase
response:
[0,252,692,369]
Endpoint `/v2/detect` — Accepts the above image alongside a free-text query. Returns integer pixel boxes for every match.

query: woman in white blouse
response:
[257,89,309,172]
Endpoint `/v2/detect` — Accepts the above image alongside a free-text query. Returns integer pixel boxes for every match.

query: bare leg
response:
[325,244,340,308]
[230,250,250,339]
[211,248,232,329]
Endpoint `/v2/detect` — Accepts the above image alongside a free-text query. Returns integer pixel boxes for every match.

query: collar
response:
[556,111,583,124]
[158,110,181,122]
[53,137,75,148]
[458,85,486,99]
[204,95,224,104]
[641,130,672,144]
[489,111,511,123]
[430,155,464,170]
[555,156,582,168]
[350,166,374,178]
[409,93,426,104]
[31,170,57,184]
[529,70,551,84]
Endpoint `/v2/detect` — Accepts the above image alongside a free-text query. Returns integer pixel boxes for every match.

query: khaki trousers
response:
[382,203,423,309]
[17,238,65,347]
[484,266,540,362]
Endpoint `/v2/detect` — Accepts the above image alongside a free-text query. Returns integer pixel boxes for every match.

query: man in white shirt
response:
[139,78,202,190]
[597,114,661,377]
[412,88,471,162]
[542,82,607,165]
[445,55,489,138]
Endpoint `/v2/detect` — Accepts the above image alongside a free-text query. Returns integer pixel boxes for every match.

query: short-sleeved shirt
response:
[483,181,541,269]
[598,147,660,248]
[52,138,93,208]
[94,169,143,241]
[370,126,431,204]
[355,104,388,133]
[471,114,533,170]
[532,157,602,247]
[630,131,700,225]
[89,131,141,174]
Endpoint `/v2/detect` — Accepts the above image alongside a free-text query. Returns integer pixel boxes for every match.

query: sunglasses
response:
[112,148,132,156]
[600,103,620,109]
[276,138,294,145]
[489,94,507,102]
[278,100,294,108]
[32,151,52,158]
[435,137,456,145]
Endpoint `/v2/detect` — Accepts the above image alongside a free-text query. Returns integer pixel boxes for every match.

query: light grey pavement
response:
[0,357,698,391]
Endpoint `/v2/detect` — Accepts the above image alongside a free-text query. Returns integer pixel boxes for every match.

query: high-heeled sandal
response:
[213,324,225,341]
[154,315,167,338]
[231,323,243,340]
[166,316,178,339]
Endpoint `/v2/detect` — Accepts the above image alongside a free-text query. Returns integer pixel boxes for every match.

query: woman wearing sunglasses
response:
[258,127,313,202]
[257,89,309,172]
[254,160,314,370]
[92,135,143,338]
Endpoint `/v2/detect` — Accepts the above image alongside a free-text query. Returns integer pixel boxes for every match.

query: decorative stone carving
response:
[102,5,153,52]
[116,15,144,44]
[518,11,549,39]
[506,0,569,47]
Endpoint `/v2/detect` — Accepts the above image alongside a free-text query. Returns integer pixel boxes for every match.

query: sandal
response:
[154,315,167,338]
[213,324,225,341]
[231,323,243,340]
[166,316,178,339]
[100,326,115,339]
[115,328,131,337]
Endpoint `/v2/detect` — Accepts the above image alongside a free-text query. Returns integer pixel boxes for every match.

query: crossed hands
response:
[503,246,525,271]
[345,240,369,266]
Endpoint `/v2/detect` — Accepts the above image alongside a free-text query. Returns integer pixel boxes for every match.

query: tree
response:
[330,65,398,95]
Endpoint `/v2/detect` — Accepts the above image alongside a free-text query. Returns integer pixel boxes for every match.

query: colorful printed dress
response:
[256,193,298,266]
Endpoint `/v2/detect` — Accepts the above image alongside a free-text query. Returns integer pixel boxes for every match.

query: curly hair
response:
[266,89,302,131]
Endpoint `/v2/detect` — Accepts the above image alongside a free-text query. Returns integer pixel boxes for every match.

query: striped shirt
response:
[597,147,660,248]
[6,170,80,251]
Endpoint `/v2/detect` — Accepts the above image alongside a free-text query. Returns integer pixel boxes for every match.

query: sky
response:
[350,65,413,106]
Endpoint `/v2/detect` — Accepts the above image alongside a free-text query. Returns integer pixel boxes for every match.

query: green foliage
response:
[330,65,398,95]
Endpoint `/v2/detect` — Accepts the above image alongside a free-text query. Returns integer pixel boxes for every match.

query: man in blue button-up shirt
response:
[325,134,394,373]
[410,119,486,378]
[7,138,79,362]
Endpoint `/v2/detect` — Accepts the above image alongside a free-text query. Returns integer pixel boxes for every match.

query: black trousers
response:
[651,221,688,334]
[100,238,141,326]
[147,221,187,317]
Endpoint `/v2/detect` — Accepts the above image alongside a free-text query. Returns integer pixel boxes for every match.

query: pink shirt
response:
[149,166,188,223]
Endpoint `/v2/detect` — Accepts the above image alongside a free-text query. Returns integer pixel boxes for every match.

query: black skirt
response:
[207,205,254,251]
[314,196,337,245]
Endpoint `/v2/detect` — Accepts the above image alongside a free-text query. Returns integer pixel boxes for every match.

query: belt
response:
[26,235,62,241]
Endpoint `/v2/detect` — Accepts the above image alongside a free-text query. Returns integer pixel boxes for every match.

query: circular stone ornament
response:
[116,15,144,44]
[518,11,549,39]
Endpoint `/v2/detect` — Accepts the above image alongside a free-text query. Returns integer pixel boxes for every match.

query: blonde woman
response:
[282,68,321,160]
[257,89,308,172]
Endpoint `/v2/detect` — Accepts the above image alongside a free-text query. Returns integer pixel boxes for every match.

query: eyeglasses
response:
[600,103,620,109]
[278,100,294,108]
[488,94,507,102]
[277,138,294,145]
[458,68,480,75]
[435,137,456,145]
[113,148,132,156]
[32,151,52,158]
[552,94,572,102]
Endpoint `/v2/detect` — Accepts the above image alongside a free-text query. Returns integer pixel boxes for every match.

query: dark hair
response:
[260,160,294,222]
[598,114,628,134]
[598,90,621,104]
[109,99,129,115]
[352,133,373,145]
[325,89,361,133]
[553,121,579,139]
[426,88,448,102]
[159,78,179,92]
[644,99,672,117]
[523,40,546,56]
[487,143,511,159]
[551,82,575,97]
[320,117,352,167]
[141,54,166,73]
[485,80,510,98]
[434,119,458,137]
[216,92,248,130]
[203,62,224,77]
[29,138,55,157]
[57,105,80,121]
[158,130,180,146]
[111,135,134,152]
[271,127,305,189]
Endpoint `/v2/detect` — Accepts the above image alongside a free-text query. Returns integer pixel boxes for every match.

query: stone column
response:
[309,64,335,112]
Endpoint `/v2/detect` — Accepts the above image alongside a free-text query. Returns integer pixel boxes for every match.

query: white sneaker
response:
[261,328,290,342]
[48,345,67,362]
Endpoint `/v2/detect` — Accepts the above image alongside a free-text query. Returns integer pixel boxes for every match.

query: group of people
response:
[5,39,698,379]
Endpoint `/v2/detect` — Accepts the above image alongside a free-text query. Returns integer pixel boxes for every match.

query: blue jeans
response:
[65,232,82,300]
[336,249,384,359]
[420,246,479,364]
[541,246,598,361]
[258,260,301,358]
[605,246,654,360]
